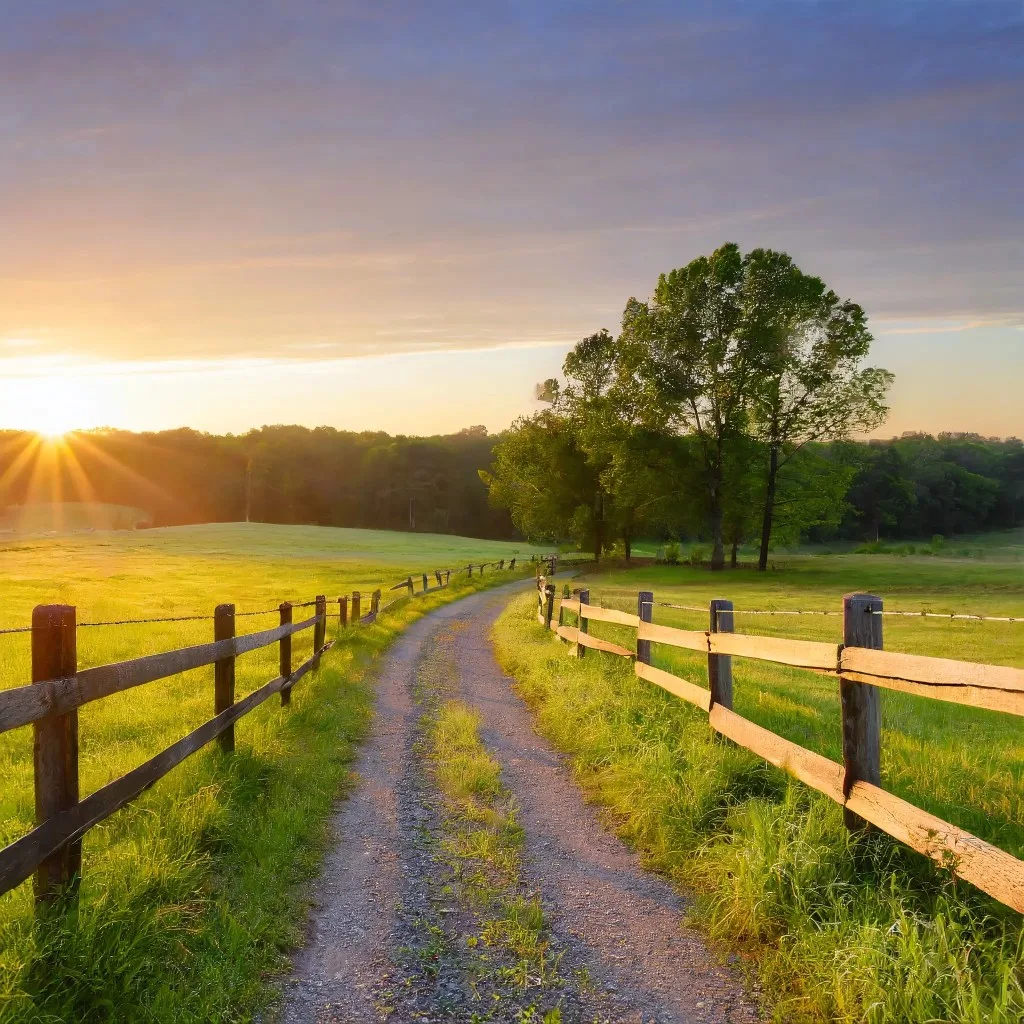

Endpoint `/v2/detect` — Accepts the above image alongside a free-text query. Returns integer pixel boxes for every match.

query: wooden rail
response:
[0,557,528,909]
[543,581,1024,914]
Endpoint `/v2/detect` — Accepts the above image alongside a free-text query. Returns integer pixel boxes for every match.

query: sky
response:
[1,0,1022,439]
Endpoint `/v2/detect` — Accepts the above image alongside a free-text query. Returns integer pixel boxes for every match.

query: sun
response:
[2,373,101,437]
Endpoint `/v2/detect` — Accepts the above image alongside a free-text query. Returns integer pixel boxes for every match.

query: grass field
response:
[494,545,1024,1022]
[0,523,530,1023]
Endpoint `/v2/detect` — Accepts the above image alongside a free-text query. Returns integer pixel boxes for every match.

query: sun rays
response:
[0,431,170,532]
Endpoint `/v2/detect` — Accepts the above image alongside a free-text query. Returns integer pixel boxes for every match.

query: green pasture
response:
[496,543,1024,1021]
[0,523,530,1023]
[564,549,1024,857]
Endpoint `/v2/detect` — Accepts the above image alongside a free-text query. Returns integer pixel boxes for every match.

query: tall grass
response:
[493,592,1024,1023]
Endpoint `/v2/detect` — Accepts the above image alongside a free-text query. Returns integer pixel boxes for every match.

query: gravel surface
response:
[276,580,759,1023]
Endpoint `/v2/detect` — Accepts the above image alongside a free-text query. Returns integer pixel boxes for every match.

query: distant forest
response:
[0,425,513,538]
[0,425,1021,548]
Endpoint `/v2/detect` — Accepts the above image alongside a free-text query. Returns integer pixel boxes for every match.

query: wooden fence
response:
[0,558,528,910]
[536,578,1024,915]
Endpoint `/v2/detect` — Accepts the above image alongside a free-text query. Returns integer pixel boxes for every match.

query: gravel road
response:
[277,580,758,1024]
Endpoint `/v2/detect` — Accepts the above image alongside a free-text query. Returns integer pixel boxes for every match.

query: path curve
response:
[278,580,757,1023]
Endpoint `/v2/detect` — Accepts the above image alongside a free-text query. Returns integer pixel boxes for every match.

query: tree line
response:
[482,243,1023,567]
[0,424,514,539]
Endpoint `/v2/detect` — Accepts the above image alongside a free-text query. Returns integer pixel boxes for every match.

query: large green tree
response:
[741,246,892,569]
[618,243,891,568]
[618,244,763,568]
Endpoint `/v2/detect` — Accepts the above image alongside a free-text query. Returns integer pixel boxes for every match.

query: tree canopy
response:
[485,243,894,567]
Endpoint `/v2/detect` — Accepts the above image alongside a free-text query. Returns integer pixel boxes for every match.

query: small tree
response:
[480,412,595,548]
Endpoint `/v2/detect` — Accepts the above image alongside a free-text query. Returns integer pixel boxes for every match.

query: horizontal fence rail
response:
[0,556,530,910]
[537,577,1024,915]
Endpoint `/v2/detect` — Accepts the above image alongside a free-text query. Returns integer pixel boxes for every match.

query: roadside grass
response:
[494,552,1024,1021]
[0,523,530,1023]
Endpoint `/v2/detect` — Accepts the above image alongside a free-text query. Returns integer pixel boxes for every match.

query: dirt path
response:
[278,581,758,1024]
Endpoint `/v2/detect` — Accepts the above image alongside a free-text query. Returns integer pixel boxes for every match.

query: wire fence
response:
[0,554,563,638]
[654,600,1023,624]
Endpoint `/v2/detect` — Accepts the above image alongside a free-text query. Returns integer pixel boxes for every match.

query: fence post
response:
[314,595,326,653]
[32,604,80,905]
[841,593,883,830]
[339,595,348,629]
[422,573,429,593]
[467,563,473,578]
[708,599,734,710]
[372,589,382,616]
[509,557,516,571]
[479,563,485,576]
[637,591,653,665]
[445,570,451,585]
[435,570,443,587]
[576,589,590,658]
[279,602,293,705]
[352,591,361,622]
[405,575,414,597]
[544,583,555,630]
[214,604,236,752]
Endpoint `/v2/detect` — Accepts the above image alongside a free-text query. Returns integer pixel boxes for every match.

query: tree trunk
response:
[624,534,632,562]
[757,446,779,572]
[623,510,633,563]
[730,538,738,568]
[593,490,605,564]
[709,473,725,571]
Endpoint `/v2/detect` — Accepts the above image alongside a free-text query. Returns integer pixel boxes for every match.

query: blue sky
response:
[1,1,1021,436]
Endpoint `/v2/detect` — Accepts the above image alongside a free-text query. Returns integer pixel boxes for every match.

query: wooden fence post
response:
[637,591,653,665]
[841,593,883,830]
[314,595,326,654]
[339,595,348,629]
[279,602,293,705]
[214,604,236,752]
[509,557,516,570]
[32,604,80,905]
[479,563,485,576]
[576,589,590,658]
[708,599,734,710]
[405,576,414,597]
[422,573,429,593]
[467,563,473,578]
[352,591,361,622]
[373,589,381,614]
[435,570,443,587]
[544,583,556,630]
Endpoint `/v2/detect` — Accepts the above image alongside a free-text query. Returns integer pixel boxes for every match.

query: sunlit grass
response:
[0,523,529,1022]
[497,548,1024,1022]
[562,553,1024,858]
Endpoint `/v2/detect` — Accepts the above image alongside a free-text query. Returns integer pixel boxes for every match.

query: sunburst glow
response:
[1,370,105,437]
